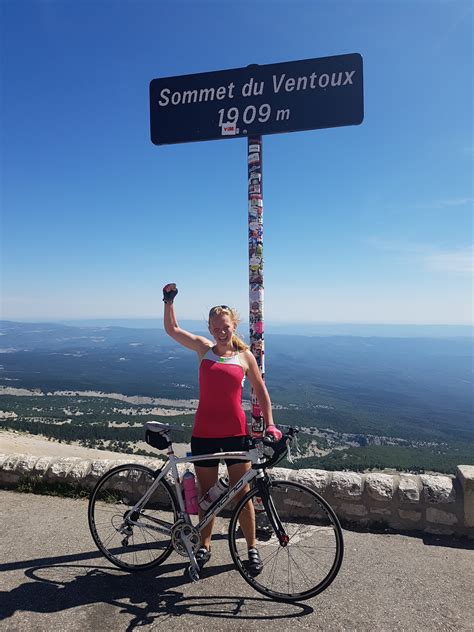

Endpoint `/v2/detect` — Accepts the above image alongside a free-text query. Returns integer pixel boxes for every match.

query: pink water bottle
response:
[183,469,199,515]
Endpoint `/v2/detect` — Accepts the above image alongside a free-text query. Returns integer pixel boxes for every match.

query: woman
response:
[162,283,281,575]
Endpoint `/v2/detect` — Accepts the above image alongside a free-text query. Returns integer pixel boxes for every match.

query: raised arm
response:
[162,283,211,355]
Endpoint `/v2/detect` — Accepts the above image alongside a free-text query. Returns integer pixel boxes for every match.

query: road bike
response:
[88,422,344,602]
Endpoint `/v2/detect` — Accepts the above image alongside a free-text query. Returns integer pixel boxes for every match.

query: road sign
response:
[150,53,363,145]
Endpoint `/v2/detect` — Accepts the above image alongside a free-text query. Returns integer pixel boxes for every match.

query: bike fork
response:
[256,477,289,546]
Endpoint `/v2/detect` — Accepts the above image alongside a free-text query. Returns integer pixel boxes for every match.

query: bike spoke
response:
[287,546,314,586]
[141,530,156,564]
[288,547,295,595]
[131,536,137,566]
[292,540,336,570]
[101,529,120,549]
[229,481,343,601]
[89,464,177,571]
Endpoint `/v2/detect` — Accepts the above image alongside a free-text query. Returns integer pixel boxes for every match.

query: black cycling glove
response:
[163,285,178,304]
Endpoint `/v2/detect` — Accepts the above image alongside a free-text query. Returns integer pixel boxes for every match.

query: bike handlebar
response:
[258,427,299,468]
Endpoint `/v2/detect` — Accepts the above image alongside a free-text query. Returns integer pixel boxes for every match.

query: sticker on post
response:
[221,123,239,136]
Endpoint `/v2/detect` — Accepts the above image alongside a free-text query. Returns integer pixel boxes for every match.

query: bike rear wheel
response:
[88,463,178,571]
[228,480,344,602]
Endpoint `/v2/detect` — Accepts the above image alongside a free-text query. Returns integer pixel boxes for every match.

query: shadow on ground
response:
[341,522,474,550]
[0,549,313,629]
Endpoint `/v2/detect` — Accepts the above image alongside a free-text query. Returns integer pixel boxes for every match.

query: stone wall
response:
[1,452,472,537]
[271,465,473,537]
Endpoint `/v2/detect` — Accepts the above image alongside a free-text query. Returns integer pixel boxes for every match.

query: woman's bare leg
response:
[194,465,218,549]
[227,461,256,549]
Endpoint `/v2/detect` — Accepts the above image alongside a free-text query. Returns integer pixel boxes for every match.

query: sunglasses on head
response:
[210,305,230,313]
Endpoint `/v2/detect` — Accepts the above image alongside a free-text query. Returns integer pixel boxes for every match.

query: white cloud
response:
[415,198,472,210]
[367,238,473,275]
[423,247,473,274]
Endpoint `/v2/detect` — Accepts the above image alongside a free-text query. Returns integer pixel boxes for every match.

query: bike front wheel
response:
[88,463,178,571]
[228,480,344,602]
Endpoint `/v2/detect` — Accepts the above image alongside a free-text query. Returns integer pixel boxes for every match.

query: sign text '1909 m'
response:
[218,104,290,128]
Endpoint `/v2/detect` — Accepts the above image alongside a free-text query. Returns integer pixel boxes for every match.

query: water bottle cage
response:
[198,478,228,512]
[200,495,221,516]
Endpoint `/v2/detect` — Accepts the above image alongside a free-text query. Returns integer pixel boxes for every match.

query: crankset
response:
[171,520,201,557]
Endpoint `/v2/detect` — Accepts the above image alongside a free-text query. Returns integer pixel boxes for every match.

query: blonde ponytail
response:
[232,333,249,352]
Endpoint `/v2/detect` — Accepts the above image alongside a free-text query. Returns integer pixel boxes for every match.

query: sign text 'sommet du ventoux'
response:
[150,53,363,145]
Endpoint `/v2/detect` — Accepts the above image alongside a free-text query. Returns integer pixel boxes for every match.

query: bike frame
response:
[90,427,344,600]
[124,434,290,574]
[129,438,265,535]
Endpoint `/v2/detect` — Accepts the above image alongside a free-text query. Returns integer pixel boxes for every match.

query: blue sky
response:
[1,0,472,325]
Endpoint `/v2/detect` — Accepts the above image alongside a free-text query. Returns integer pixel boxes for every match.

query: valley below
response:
[1,320,472,474]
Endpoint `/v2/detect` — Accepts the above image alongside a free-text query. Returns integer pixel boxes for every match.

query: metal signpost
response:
[247,136,265,435]
[150,53,364,435]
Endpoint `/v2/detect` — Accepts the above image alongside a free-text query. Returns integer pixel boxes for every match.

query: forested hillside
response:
[1,320,472,473]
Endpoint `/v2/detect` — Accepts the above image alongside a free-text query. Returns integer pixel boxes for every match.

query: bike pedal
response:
[187,565,200,582]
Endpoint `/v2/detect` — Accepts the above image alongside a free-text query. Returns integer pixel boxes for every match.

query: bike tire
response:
[88,463,178,571]
[228,479,344,602]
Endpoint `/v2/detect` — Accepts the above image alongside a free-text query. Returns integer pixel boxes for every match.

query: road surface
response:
[0,490,472,631]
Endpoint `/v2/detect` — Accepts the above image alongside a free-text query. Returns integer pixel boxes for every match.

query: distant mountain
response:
[0,320,173,350]
[0,320,472,443]
[7,318,473,338]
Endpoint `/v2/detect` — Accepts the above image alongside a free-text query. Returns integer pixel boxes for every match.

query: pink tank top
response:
[193,348,248,438]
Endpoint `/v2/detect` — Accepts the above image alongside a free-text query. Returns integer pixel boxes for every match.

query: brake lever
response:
[262,427,300,462]
[284,428,301,463]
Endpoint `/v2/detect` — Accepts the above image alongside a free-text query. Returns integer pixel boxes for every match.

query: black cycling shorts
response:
[190,435,250,468]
